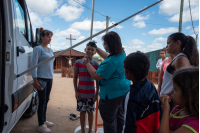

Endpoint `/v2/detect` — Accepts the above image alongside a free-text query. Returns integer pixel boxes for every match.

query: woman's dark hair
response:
[169,32,199,66]
[102,31,124,55]
[86,41,97,49]
[124,51,150,81]
[39,28,53,43]
[172,67,199,119]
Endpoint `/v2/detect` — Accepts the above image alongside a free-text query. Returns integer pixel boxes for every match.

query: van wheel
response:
[24,91,38,117]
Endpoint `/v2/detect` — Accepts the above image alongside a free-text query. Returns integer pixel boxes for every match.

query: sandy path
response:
[10,74,103,133]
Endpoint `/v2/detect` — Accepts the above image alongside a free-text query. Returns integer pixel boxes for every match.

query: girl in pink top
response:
[157,54,174,94]
[158,67,199,133]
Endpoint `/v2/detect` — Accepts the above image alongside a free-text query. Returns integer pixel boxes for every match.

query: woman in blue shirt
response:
[31,29,54,133]
[83,31,130,133]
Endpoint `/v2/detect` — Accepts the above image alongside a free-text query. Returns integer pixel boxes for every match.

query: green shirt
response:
[96,52,130,100]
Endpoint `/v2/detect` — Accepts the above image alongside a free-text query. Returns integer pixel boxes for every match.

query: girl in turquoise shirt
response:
[83,31,130,133]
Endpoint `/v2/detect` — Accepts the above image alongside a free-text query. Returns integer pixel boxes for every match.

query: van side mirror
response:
[35,28,41,45]
[32,28,41,48]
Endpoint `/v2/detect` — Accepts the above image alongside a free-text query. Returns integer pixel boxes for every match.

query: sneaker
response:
[44,121,54,127]
[69,113,80,120]
[37,124,51,133]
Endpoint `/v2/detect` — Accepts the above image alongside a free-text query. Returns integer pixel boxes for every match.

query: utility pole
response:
[106,16,109,33]
[178,0,184,32]
[196,34,198,46]
[90,0,95,40]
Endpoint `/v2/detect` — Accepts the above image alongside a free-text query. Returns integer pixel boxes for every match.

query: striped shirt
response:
[73,58,99,99]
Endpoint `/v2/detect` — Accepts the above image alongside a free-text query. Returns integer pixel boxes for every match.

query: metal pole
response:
[90,0,95,40]
[17,0,163,78]
[178,0,184,32]
[106,16,109,33]
[196,34,198,46]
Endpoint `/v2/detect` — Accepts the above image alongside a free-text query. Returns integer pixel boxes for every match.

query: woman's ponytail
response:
[183,36,199,66]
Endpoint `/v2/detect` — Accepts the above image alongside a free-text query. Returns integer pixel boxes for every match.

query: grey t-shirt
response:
[31,45,54,79]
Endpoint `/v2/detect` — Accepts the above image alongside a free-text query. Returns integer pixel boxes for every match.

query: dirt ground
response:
[10,73,103,133]
[10,73,158,133]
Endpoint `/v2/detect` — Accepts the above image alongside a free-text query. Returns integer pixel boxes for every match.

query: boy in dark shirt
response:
[122,51,162,133]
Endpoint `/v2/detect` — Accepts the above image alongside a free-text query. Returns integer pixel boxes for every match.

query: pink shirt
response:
[169,106,199,133]
[162,58,170,79]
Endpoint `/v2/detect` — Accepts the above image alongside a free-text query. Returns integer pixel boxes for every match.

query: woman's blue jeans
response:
[37,78,53,125]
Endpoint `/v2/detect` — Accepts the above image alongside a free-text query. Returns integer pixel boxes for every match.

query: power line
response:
[73,0,187,28]
[73,0,107,17]
[111,17,188,27]
[188,0,197,35]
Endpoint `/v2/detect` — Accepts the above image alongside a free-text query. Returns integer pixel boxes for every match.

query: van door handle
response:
[17,46,25,56]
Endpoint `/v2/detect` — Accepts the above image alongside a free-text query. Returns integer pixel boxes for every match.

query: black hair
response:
[86,41,97,49]
[124,51,150,81]
[39,28,53,43]
[160,49,166,53]
[102,31,124,55]
[169,32,199,66]
[172,67,199,119]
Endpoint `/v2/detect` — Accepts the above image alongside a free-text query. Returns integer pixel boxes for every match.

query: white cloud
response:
[133,21,146,28]
[145,37,167,52]
[147,43,164,52]
[133,15,150,21]
[152,37,167,43]
[29,12,43,26]
[141,33,147,36]
[190,34,197,39]
[70,19,123,30]
[26,0,58,16]
[55,4,84,21]
[44,17,52,22]
[152,11,155,14]
[186,26,191,29]
[123,45,143,55]
[159,0,199,23]
[168,6,199,23]
[191,26,199,33]
[131,39,145,45]
[148,27,178,36]
[67,0,86,6]
[55,28,81,37]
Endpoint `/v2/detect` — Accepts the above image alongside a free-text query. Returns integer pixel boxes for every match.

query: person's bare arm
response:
[73,70,80,101]
[96,47,108,59]
[173,56,190,70]
[85,63,103,81]
[157,65,164,94]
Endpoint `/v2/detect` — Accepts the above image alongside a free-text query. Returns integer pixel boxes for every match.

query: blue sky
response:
[26,0,199,55]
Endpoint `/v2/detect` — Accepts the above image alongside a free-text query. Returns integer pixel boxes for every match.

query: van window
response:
[26,12,32,45]
[15,0,26,37]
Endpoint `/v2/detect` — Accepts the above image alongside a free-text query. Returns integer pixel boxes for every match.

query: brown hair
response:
[39,28,53,44]
[102,31,124,55]
[172,67,199,119]
[169,32,199,66]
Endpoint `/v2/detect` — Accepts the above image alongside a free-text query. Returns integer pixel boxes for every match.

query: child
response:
[158,67,199,133]
[73,41,99,133]
[122,51,163,133]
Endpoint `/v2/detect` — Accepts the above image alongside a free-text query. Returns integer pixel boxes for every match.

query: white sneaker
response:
[44,121,54,127]
[37,124,51,133]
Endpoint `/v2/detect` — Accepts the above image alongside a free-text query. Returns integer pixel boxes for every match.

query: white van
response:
[0,0,39,132]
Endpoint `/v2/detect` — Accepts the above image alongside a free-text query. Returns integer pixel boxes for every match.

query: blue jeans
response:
[37,78,53,125]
